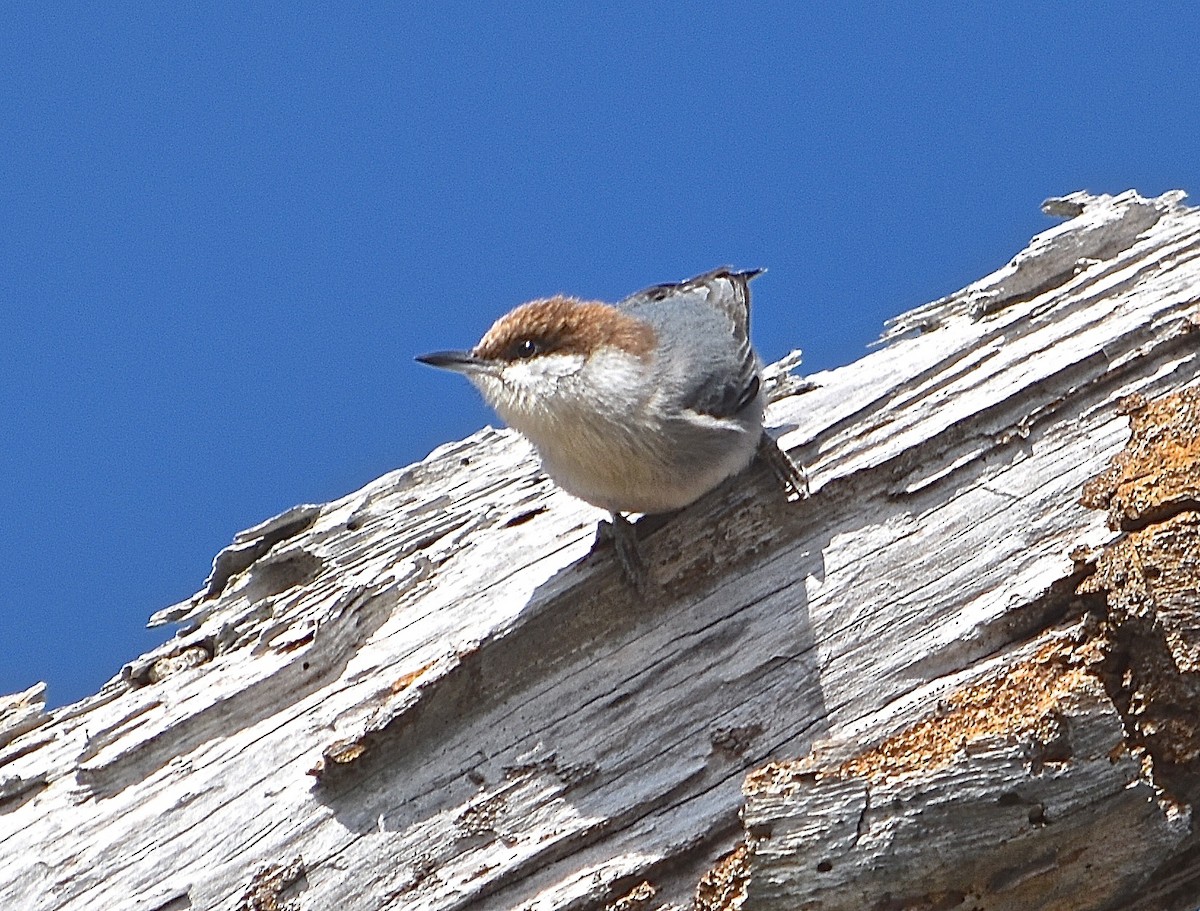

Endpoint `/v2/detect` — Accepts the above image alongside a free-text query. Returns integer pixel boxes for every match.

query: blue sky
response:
[3,4,1196,707]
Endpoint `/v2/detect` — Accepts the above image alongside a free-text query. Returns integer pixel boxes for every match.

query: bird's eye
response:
[511,338,540,359]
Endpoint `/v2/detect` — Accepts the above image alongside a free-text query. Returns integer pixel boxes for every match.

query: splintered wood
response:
[739,385,1200,911]
[2,191,1199,911]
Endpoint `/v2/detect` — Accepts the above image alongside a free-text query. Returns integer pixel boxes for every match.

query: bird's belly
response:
[535,425,759,515]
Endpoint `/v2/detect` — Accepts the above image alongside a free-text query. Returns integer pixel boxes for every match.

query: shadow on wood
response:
[2,189,1199,911]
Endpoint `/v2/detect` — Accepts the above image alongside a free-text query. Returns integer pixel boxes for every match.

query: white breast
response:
[471,348,760,514]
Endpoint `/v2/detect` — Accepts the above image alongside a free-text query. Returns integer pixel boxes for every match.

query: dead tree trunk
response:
[3,190,1199,911]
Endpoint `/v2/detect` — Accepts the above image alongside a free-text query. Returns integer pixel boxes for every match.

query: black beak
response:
[415,350,488,374]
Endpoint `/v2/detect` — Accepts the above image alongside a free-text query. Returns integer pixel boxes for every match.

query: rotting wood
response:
[727,385,1200,911]
[1,190,1199,911]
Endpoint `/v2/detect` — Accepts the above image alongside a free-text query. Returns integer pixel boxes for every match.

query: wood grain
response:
[2,190,1198,911]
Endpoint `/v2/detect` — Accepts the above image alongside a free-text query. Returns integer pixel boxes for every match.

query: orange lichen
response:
[838,644,1091,781]
[747,639,1099,792]
[693,843,750,911]
[1080,387,1200,531]
[1078,387,1200,780]
[392,659,438,693]
[236,858,306,911]
[604,880,658,911]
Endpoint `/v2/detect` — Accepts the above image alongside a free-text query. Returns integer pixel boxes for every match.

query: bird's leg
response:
[594,512,648,592]
[758,431,809,500]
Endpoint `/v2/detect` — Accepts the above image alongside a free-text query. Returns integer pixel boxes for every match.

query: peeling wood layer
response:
[1,190,1199,911]
[1081,385,1200,531]
[730,384,1200,911]
[747,636,1102,790]
[736,625,1179,911]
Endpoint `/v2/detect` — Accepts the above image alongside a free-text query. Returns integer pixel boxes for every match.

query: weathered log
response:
[2,189,1198,911]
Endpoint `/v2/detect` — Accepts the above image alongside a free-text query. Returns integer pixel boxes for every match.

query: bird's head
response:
[417,296,657,432]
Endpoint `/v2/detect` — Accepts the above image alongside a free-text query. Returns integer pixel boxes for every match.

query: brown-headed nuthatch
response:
[416,267,806,589]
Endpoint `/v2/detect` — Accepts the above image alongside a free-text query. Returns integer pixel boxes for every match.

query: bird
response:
[416,267,807,589]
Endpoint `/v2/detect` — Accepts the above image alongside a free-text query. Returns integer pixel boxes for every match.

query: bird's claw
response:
[595,513,648,592]
[758,432,809,500]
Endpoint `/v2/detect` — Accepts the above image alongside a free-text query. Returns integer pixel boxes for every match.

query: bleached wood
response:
[740,628,1192,910]
[2,190,1198,910]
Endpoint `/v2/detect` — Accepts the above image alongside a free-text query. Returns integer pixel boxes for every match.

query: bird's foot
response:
[594,512,648,592]
[758,432,809,500]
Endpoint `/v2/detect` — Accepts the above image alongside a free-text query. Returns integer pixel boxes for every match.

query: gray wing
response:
[617,268,764,420]
[685,362,760,419]
[616,267,761,339]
